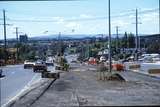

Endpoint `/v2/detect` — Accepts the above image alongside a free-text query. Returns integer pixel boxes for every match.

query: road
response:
[124,62,160,77]
[65,54,78,63]
[10,63,160,106]
[0,64,41,106]
[0,54,78,106]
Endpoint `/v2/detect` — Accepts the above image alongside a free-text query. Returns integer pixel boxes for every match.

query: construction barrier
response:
[88,58,97,65]
[148,69,160,74]
[112,64,124,71]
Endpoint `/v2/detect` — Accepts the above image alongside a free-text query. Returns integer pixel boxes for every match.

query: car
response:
[33,61,47,73]
[24,60,35,69]
[45,60,54,66]
[0,69,5,78]
[71,60,78,63]
[0,60,5,66]
[100,56,106,62]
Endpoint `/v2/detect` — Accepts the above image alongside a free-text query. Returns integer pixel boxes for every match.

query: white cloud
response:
[65,22,80,29]
[129,15,135,18]
[80,14,93,18]
[141,12,158,22]
[52,17,64,24]
[112,20,129,27]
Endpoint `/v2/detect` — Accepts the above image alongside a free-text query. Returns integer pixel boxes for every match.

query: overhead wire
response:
[0,8,158,22]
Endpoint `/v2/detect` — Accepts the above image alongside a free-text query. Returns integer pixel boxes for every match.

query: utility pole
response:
[135,8,138,61]
[116,26,119,52]
[108,0,112,73]
[159,0,160,34]
[0,10,13,65]
[13,27,23,63]
[58,32,61,56]
[3,9,7,65]
[139,35,140,51]
[88,40,90,58]
[16,27,18,62]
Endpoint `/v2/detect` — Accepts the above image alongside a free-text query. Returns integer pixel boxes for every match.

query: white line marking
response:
[2,74,41,107]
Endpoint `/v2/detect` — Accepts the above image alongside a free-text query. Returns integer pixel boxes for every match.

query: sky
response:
[0,0,159,39]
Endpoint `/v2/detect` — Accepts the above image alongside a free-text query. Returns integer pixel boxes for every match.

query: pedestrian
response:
[98,61,106,80]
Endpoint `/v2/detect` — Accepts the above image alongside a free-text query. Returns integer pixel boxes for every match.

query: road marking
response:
[11,72,15,74]
[0,77,5,80]
[2,74,41,107]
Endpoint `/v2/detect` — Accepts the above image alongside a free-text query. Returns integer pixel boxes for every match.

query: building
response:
[19,34,28,43]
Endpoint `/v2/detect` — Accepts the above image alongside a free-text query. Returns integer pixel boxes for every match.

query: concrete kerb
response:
[102,71,126,81]
[4,78,56,107]
[28,79,56,106]
[89,66,126,81]
[126,69,160,80]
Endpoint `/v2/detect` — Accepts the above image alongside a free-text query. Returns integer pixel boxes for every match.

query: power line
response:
[0,8,158,22]
[115,26,120,52]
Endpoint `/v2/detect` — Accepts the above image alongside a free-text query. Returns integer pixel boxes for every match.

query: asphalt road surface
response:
[0,64,41,106]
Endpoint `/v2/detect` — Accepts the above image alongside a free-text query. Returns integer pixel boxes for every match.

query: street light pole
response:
[116,26,119,52]
[159,0,160,34]
[15,27,19,62]
[58,32,62,56]
[135,9,138,61]
[3,9,7,65]
[108,0,112,73]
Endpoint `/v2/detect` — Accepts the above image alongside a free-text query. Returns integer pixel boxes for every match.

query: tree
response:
[121,32,128,49]
[0,48,5,59]
[147,42,160,53]
[128,33,135,48]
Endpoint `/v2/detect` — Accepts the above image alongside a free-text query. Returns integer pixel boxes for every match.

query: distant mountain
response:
[0,33,155,41]
[29,34,126,40]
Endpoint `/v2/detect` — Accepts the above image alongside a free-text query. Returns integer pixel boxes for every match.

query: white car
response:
[0,69,5,78]
[100,56,106,62]
[45,60,54,66]
[24,60,35,69]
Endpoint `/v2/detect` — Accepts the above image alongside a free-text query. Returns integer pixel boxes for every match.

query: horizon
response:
[0,33,159,41]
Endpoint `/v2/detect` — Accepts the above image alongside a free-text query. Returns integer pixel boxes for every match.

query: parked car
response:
[45,60,54,66]
[0,60,5,66]
[100,56,106,62]
[71,60,78,63]
[0,69,5,78]
[24,60,35,69]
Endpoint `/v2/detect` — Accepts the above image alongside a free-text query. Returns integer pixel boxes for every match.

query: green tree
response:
[147,42,160,53]
[120,32,128,49]
[128,33,135,48]
[0,48,5,59]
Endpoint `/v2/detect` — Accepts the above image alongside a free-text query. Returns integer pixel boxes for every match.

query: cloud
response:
[65,22,80,29]
[52,17,64,24]
[80,14,93,18]
[141,12,158,22]
[112,20,129,27]
[129,15,135,18]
